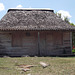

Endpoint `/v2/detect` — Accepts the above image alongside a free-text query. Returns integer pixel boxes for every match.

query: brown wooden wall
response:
[0,31,72,56]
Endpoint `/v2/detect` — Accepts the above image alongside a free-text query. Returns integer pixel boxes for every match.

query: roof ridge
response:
[8,8,54,12]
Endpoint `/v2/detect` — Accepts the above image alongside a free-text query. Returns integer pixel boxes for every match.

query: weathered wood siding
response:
[39,31,63,56]
[45,32,53,55]
[12,32,22,47]
[10,31,38,56]
[63,32,71,54]
[0,31,38,56]
[0,31,72,56]
[45,31,71,55]
[40,31,46,56]
[0,33,11,55]
[22,31,38,56]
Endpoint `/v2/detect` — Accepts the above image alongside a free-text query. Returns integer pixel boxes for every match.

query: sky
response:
[0,0,75,24]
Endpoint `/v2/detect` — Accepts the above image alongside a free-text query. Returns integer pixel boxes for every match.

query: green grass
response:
[0,57,75,75]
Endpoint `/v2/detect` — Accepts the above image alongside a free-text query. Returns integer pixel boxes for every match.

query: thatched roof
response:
[0,8,75,30]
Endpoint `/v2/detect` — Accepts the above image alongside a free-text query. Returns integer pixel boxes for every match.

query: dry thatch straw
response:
[0,8,75,31]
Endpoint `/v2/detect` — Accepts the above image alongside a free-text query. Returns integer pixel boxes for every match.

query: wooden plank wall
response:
[46,31,71,55]
[0,31,72,56]
[42,31,63,55]
[63,31,71,54]
[12,32,22,47]
[9,31,38,56]
[39,31,71,56]
[39,31,46,56]
[0,31,38,56]
[22,31,38,56]
[46,32,54,55]
[0,33,11,55]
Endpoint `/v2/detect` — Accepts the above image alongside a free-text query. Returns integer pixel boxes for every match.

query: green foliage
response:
[56,12,75,25]
[72,32,75,46]
[64,17,70,23]
[56,12,62,18]
[72,32,75,54]
[72,49,75,53]
[70,23,75,26]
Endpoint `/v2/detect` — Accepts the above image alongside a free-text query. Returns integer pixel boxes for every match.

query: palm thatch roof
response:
[0,8,75,30]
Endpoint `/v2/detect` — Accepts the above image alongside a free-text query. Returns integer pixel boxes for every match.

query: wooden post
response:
[70,32,72,54]
[38,31,40,56]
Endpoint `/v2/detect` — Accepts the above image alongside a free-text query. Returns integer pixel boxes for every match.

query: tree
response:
[56,12,75,25]
[56,12,62,18]
[64,17,70,23]
[70,23,75,26]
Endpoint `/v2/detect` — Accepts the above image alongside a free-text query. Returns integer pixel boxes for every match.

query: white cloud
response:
[57,10,71,20]
[0,3,5,12]
[16,5,23,8]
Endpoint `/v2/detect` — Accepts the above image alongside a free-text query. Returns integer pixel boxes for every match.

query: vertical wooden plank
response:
[46,31,53,55]
[40,31,46,56]
[38,31,40,56]
[70,32,72,54]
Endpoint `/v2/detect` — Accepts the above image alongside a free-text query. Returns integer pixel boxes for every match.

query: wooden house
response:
[0,8,75,56]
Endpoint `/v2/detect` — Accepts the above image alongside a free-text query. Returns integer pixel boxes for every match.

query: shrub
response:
[72,48,75,53]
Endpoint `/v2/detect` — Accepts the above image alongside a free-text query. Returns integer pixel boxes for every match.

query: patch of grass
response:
[0,57,75,75]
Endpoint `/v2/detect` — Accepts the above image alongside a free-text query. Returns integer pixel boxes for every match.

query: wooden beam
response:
[38,31,40,56]
[70,32,72,54]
